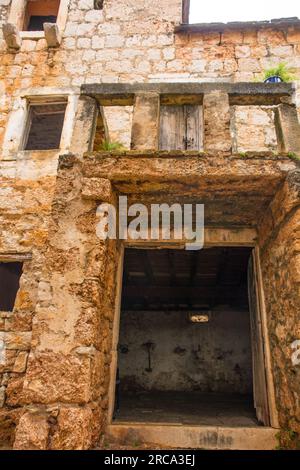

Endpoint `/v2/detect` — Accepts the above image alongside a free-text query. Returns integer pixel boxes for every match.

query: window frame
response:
[21,100,67,151]
[182,0,190,23]
[1,89,78,159]
[7,0,70,41]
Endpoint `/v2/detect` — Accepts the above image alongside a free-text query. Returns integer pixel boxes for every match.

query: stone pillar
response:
[203,91,232,152]
[70,96,98,154]
[275,104,300,154]
[44,23,62,48]
[13,156,120,449]
[258,170,300,445]
[2,23,21,50]
[131,92,160,150]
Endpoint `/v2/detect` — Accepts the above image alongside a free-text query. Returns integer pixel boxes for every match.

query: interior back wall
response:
[118,307,253,394]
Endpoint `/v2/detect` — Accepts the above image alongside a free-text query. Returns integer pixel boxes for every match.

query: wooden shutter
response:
[159,105,202,151]
[185,104,202,150]
[248,253,270,425]
[160,105,186,150]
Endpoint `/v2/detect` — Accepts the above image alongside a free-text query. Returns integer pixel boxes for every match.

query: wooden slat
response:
[159,105,185,150]
[248,254,270,426]
[185,104,202,150]
[159,105,202,151]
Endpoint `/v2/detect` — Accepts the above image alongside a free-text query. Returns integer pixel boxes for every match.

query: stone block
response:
[70,96,98,153]
[50,406,93,450]
[0,408,23,446]
[44,23,62,48]
[275,104,300,154]
[82,177,113,201]
[203,91,232,152]
[5,375,25,406]
[131,93,160,150]
[4,332,32,351]
[21,352,95,404]
[13,351,28,373]
[14,412,49,450]
[2,23,21,50]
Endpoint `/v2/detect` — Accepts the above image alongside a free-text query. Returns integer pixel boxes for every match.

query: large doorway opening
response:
[113,247,270,427]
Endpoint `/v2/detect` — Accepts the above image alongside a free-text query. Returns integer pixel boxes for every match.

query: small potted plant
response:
[263,62,296,83]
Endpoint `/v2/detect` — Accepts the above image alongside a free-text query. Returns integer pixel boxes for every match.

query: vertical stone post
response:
[203,91,232,152]
[131,92,160,150]
[13,156,120,450]
[70,95,98,154]
[275,104,300,154]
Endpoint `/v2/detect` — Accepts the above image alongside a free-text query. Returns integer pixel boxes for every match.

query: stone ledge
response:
[80,153,298,199]
[82,82,295,107]
[83,150,299,160]
[175,17,300,34]
[107,423,278,450]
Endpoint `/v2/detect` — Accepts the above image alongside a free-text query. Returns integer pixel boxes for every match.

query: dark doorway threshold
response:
[114,391,259,427]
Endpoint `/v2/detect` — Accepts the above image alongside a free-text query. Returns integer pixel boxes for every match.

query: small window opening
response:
[24,0,60,32]
[94,0,104,10]
[93,108,107,151]
[94,106,133,151]
[24,102,66,151]
[0,262,23,312]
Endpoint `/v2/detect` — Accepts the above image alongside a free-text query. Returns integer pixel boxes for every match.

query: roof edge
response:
[175,17,300,34]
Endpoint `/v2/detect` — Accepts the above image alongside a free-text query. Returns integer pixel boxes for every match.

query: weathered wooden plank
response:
[248,254,270,426]
[186,104,203,150]
[159,105,185,150]
[160,105,202,150]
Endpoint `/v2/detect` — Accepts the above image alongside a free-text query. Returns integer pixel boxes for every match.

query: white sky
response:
[189,0,300,23]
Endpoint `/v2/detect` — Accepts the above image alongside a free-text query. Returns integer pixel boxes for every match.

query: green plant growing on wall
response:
[287,152,300,162]
[262,63,297,83]
[97,140,125,151]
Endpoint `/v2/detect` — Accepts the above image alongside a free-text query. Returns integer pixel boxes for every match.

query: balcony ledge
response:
[82,82,295,107]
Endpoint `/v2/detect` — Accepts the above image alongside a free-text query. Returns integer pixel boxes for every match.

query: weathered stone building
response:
[0,0,299,450]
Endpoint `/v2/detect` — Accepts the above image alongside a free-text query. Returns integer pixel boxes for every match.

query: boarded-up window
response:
[159,105,203,150]
[24,0,60,31]
[0,262,23,312]
[24,103,66,150]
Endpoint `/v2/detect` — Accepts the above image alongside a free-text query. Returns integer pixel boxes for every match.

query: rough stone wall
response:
[258,171,300,438]
[103,106,133,148]
[11,155,120,450]
[1,1,300,148]
[231,106,278,153]
[0,153,59,445]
